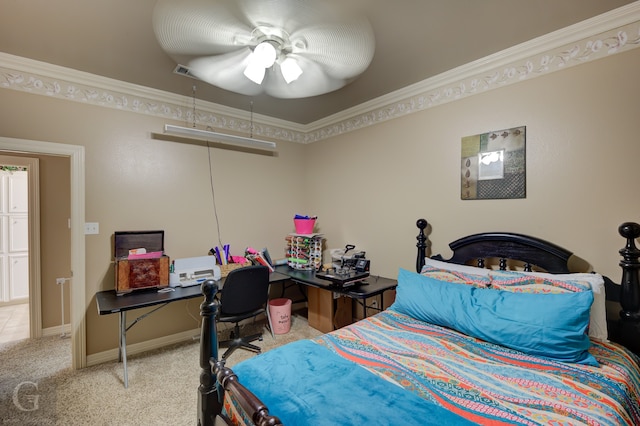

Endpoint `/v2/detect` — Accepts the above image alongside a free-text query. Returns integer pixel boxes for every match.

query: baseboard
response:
[84,313,279,367]
[86,327,201,367]
[42,323,71,337]
[0,299,28,307]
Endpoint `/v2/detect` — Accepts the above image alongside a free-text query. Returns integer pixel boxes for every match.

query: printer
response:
[169,255,221,288]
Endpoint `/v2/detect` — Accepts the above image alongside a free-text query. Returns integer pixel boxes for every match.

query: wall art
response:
[461,126,526,200]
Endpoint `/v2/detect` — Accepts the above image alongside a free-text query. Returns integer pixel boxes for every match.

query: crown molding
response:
[1,2,639,144]
[0,52,307,143]
[305,2,640,141]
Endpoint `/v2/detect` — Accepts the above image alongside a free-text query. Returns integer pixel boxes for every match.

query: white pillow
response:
[422,257,491,276]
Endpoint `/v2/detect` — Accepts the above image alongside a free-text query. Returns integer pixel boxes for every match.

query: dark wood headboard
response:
[415,219,572,273]
[414,218,640,354]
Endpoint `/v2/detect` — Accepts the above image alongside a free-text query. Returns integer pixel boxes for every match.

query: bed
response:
[197,219,640,426]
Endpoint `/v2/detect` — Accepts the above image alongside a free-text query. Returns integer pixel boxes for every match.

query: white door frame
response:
[0,137,86,369]
[0,155,40,337]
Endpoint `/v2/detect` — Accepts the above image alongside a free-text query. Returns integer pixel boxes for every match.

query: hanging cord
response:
[207,142,224,250]
[192,84,224,249]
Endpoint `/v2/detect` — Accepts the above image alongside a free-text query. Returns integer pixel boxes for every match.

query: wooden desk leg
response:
[307,287,334,333]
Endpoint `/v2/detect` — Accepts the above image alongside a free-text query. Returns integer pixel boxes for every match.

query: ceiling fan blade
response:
[237,0,368,32]
[290,17,375,80]
[187,49,264,97]
[153,0,253,56]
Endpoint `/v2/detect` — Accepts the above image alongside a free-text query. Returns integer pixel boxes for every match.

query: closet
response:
[0,169,29,304]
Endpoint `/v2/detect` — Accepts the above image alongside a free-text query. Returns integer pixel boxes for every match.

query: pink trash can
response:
[269,298,292,334]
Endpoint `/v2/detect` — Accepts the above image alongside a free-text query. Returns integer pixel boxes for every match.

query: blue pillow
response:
[391,268,598,366]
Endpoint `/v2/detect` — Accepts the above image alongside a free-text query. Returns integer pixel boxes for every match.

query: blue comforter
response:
[232,339,474,425]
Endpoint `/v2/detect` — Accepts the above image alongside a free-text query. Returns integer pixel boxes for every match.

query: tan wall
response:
[0,47,638,358]
[306,48,640,283]
[0,90,308,355]
[39,155,72,327]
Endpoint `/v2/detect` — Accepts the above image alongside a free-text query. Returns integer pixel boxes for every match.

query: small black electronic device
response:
[355,258,370,272]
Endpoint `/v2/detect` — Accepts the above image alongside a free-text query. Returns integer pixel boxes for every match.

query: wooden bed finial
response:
[198,279,221,426]
[618,222,640,320]
[416,219,428,272]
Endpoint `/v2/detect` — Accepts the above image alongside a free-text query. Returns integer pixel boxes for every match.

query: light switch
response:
[84,222,99,235]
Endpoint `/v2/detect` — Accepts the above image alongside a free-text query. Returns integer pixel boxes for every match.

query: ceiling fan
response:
[152,0,376,99]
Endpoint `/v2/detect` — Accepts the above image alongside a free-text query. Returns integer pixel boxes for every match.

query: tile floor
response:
[0,303,29,344]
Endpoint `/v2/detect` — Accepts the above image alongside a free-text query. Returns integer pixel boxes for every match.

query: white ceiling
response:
[0,0,635,125]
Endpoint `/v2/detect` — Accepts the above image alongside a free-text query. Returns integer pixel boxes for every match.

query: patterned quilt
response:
[315,310,640,426]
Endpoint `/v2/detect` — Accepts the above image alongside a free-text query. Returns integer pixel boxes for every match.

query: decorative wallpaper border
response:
[306,19,640,143]
[1,4,639,145]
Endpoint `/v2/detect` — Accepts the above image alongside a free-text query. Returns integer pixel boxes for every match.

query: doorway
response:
[0,137,86,370]
[0,157,39,344]
[0,165,30,342]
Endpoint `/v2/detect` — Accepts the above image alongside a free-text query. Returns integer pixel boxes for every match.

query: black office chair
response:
[217,265,271,360]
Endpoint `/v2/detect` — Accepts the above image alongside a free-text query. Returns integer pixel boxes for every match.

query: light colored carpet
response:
[0,314,321,425]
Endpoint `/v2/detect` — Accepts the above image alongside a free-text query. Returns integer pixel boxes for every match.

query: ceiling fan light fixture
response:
[280,57,303,84]
[244,41,279,84]
[243,60,267,84]
[253,41,278,68]
[244,39,303,85]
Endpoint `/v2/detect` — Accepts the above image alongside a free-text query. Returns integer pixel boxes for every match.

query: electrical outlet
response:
[371,300,378,309]
[84,222,99,235]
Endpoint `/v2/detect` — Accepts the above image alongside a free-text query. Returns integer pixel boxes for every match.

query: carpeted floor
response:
[0,314,321,425]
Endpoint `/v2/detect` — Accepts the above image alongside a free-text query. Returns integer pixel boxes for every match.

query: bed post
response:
[616,222,640,354]
[618,222,640,319]
[416,219,428,273]
[198,279,222,426]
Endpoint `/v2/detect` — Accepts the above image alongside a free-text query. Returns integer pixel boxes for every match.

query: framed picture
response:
[461,126,526,200]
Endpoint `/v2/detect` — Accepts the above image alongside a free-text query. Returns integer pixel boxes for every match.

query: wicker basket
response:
[219,261,252,277]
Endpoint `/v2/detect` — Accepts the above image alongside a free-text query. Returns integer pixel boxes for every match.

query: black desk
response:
[273,265,397,333]
[96,271,290,388]
[274,265,396,298]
